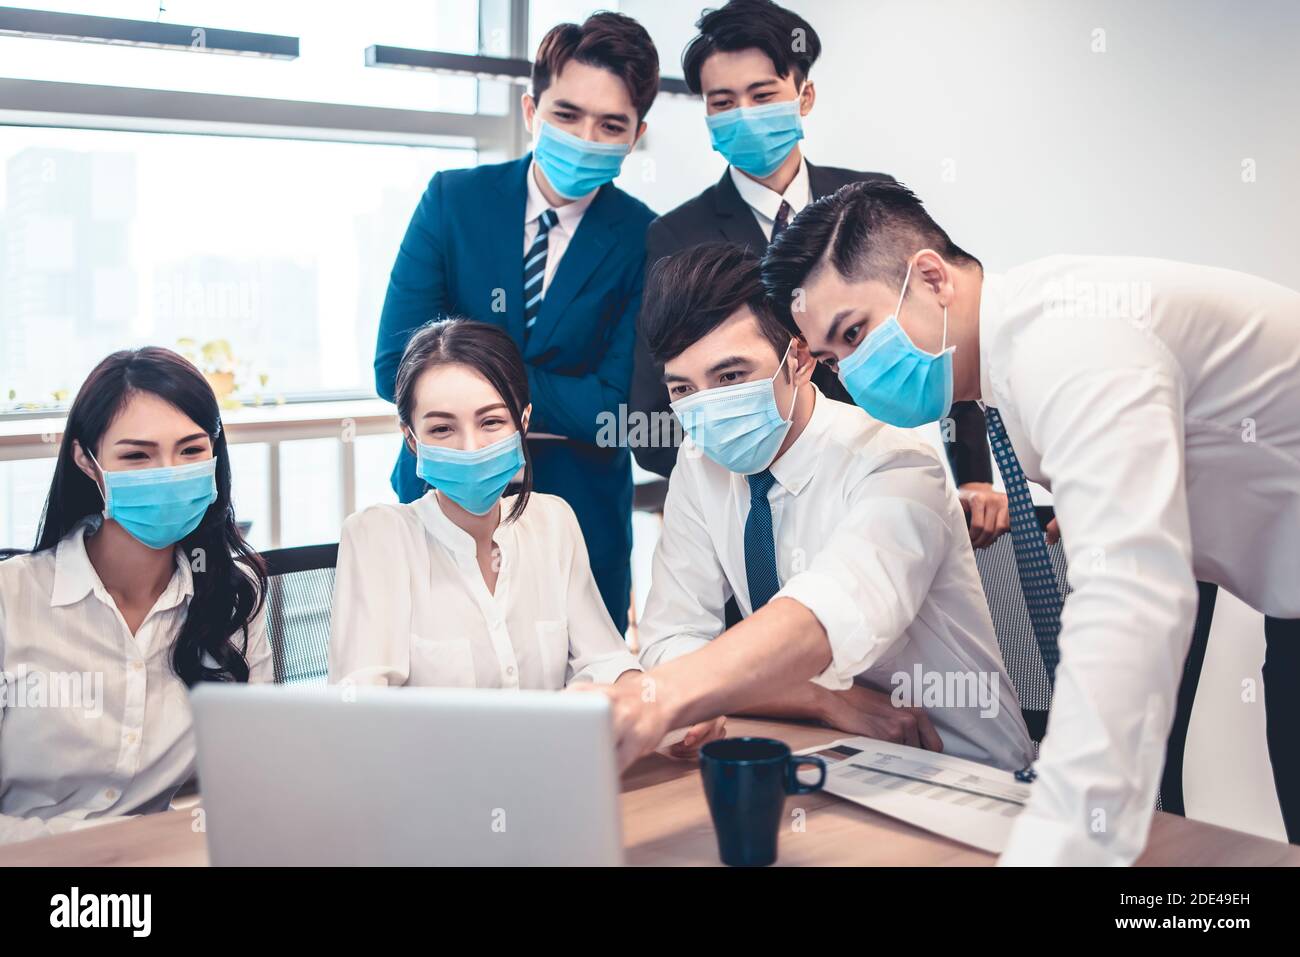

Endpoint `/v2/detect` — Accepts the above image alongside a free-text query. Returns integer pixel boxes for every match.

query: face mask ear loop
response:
[776,339,799,422]
[83,445,109,512]
[894,257,916,322]
[942,302,950,353]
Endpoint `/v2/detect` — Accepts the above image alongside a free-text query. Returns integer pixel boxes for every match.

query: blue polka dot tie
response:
[744,469,781,612]
[985,406,1063,684]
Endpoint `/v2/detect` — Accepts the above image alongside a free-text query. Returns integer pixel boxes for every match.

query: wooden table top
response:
[1,718,1296,867]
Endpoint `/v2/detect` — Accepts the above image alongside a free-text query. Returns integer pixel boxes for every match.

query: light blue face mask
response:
[89,450,218,550]
[670,341,797,475]
[415,431,525,516]
[836,259,955,428]
[706,99,805,179]
[532,121,631,200]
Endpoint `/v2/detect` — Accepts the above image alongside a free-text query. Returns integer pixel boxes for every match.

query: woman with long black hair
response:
[0,347,271,844]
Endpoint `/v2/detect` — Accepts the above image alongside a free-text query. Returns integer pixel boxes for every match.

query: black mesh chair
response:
[260,543,338,686]
[0,549,28,562]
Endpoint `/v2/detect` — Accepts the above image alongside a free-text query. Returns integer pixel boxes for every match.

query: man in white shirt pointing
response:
[635,242,1033,771]
[757,181,1300,864]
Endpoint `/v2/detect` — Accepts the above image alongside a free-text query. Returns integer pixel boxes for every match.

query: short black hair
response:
[533,12,661,121]
[682,0,821,96]
[761,180,981,325]
[641,242,793,365]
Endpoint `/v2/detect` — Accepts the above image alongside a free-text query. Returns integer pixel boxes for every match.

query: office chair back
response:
[260,543,338,685]
[0,548,28,562]
[970,506,1068,743]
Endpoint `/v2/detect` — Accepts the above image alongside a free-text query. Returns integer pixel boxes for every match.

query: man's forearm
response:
[650,597,834,730]
[732,679,831,724]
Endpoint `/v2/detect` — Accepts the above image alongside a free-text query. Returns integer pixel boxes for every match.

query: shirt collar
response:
[729,155,811,223]
[412,489,513,558]
[766,384,829,496]
[50,516,194,610]
[525,158,597,233]
[978,271,1007,407]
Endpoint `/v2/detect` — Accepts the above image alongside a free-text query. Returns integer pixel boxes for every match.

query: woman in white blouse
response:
[0,348,272,845]
[330,318,650,693]
[329,317,724,763]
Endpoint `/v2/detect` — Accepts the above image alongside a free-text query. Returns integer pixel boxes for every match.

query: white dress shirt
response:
[329,490,640,690]
[979,255,1300,866]
[0,517,272,845]
[730,156,812,241]
[523,159,597,295]
[638,387,1034,772]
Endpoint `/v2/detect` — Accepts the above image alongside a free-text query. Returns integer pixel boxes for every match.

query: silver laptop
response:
[190,684,623,866]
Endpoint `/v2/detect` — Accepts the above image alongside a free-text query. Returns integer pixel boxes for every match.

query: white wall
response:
[618,0,1297,842]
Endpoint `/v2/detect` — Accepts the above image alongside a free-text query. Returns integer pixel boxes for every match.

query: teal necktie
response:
[744,469,780,611]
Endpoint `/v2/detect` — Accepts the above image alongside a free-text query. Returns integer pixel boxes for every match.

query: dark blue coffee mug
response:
[699,737,827,867]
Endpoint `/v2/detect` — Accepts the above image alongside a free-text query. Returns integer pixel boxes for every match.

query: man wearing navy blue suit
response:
[375,13,661,633]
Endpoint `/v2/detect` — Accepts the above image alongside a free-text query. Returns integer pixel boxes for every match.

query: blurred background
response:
[1,0,1296,842]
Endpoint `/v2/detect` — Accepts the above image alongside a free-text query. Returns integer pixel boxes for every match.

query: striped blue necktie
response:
[523,208,558,340]
[985,406,1063,684]
[744,469,781,612]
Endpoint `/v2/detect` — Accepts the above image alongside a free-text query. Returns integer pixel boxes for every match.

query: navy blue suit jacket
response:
[375,155,655,578]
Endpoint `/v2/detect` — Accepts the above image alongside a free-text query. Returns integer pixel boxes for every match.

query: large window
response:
[0,126,474,409]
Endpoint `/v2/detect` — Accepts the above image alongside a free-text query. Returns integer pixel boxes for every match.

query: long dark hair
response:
[35,347,266,687]
[395,319,533,523]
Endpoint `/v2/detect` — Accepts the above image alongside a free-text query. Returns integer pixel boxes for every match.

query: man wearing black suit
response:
[630,0,1008,545]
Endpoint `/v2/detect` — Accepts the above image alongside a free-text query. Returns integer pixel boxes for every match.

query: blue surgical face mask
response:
[532,121,631,200]
[706,99,805,179]
[670,341,798,475]
[88,450,218,550]
[836,259,955,428]
[415,431,525,516]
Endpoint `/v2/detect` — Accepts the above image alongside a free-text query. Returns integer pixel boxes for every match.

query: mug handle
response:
[786,755,827,794]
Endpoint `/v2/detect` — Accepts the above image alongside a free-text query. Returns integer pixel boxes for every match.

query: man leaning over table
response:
[630,241,1033,772]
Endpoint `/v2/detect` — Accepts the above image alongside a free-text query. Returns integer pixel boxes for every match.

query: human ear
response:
[799,80,816,115]
[71,439,100,483]
[521,93,537,136]
[71,439,106,499]
[913,249,952,303]
[791,338,816,386]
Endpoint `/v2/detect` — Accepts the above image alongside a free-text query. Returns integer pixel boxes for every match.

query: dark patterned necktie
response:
[744,469,781,611]
[770,200,792,241]
[985,406,1063,684]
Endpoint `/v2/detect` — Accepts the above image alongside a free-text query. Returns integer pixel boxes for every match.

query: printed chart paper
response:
[799,737,1032,853]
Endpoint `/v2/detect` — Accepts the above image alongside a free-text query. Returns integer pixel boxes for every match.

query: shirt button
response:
[125,732,138,744]
[104,788,117,800]
[506,666,516,676]
[131,661,143,671]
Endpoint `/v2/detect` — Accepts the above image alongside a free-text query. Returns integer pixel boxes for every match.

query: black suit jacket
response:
[630,161,992,484]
